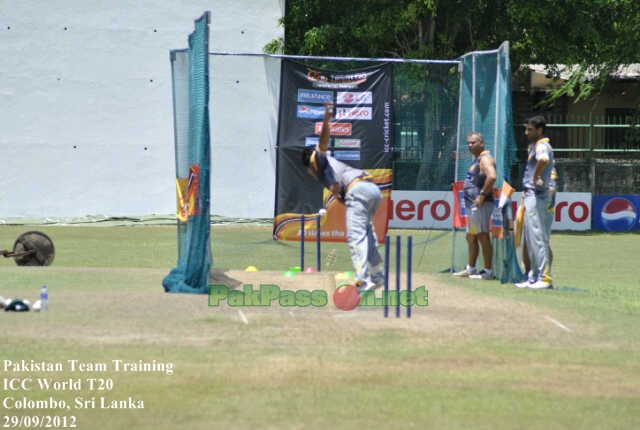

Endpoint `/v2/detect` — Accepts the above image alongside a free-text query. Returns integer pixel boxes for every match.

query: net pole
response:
[384,236,390,318]
[169,52,183,260]
[472,54,477,131]
[494,49,501,179]
[316,214,321,272]
[300,214,305,270]
[451,61,465,272]
[407,235,412,318]
[395,235,401,318]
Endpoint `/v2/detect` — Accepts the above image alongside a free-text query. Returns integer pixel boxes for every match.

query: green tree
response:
[267,0,640,103]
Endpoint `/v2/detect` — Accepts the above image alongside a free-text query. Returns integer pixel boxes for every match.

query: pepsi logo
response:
[601,197,638,231]
[343,93,354,103]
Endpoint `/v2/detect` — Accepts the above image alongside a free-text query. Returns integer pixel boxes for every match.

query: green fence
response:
[510,113,640,194]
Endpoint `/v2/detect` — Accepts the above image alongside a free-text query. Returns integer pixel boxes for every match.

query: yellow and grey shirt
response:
[310,147,370,197]
[523,137,554,198]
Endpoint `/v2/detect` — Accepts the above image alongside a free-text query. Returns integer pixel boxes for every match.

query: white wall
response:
[210,54,281,219]
[0,0,283,218]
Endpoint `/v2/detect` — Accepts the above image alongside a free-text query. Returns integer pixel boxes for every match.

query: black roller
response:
[12,231,55,266]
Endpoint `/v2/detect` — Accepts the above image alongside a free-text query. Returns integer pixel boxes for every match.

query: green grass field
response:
[0,225,639,429]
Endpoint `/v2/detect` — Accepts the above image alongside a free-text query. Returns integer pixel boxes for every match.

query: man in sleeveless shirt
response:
[453,132,497,280]
[515,116,555,289]
[302,103,384,292]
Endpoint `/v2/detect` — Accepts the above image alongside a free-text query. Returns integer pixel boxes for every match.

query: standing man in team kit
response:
[301,103,384,292]
[453,132,497,280]
[520,165,558,284]
[516,116,555,289]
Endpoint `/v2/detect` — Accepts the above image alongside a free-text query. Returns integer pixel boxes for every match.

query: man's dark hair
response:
[301,146,314,167]
[527,115,546,132]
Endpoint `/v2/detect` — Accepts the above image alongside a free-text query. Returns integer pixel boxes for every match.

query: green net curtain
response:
[163,12,212,294]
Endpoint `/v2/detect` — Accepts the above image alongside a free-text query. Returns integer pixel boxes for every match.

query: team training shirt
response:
[523,137,555,198]
[311,147,368,197]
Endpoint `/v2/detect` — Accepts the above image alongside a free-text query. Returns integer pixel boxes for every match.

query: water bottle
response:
[40,285,48,311]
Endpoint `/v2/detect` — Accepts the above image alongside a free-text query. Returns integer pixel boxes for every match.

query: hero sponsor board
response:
[552,192,591,230]
[389,191,592,231]
[388,191,453,229]
[335,107,373,120]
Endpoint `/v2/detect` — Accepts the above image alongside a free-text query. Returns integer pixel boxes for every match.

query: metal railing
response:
[546,113,640,154]
[514,113,640,194]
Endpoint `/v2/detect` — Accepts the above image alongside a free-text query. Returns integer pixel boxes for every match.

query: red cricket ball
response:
[332,284,360,311]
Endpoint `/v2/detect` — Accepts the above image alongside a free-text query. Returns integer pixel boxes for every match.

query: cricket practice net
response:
[165,12,521,292]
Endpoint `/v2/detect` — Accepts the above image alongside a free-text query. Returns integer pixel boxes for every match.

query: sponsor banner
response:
[337,91,373,105]
[305,137,333,155]
[592,195,640,232]
[297,104,326,120]
[297,89,333,104]
[306,70,369,90]
[451,181,467,228]
[335,107,373,120]
[304,137,319,147]
[274,170,393,243]
[551,192,591,230]
[490,201,505,239]
[389,191,454,229]
[175,163,201,223]
[274,60,393,242]
[314,122,353,136]
[489,181,516,239]
[334,151,361,161]
[334,138,361,149]
[389,191,592,231]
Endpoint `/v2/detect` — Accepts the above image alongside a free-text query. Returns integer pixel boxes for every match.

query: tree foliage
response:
[266,0,640,103]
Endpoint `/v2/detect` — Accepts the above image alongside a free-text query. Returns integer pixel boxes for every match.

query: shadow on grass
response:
[553,285,589,293]
[208,269,243,290]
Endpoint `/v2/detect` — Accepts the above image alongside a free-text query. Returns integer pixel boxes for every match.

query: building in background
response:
[512,64,640,194]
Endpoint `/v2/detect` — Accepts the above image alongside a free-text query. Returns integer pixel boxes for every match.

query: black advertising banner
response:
[273,60,393,242]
